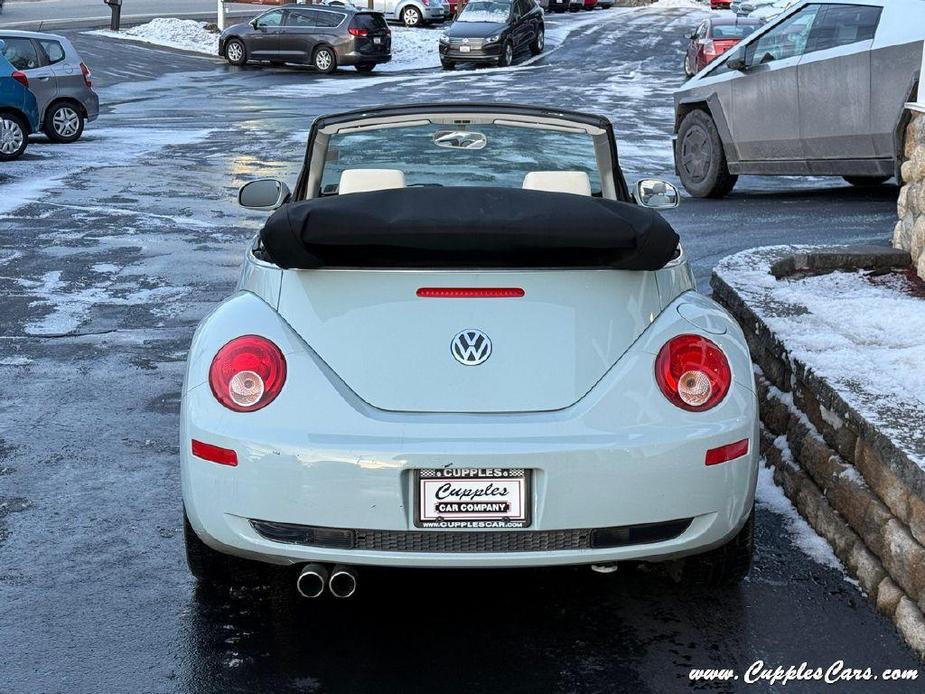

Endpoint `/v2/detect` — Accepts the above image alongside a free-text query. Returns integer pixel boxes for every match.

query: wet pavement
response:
[0,7,919,693]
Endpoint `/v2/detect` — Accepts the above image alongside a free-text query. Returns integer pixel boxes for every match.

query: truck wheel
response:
[843,175,891,187]
[676,109,738,198]
[401,6,422,26]
[225,39,247,66]
[670,508,754,588]
[44,102,85,143]
[184,512,262,585]
[0,113,28,161]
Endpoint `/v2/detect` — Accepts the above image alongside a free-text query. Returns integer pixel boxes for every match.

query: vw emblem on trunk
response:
[451,329,492,366]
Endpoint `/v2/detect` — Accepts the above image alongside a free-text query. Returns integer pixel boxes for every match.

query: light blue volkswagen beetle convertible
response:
[181,104,759,599]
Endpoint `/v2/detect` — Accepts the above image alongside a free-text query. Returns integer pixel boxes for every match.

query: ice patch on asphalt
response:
[0,127,213,218]
[756,463,846,574]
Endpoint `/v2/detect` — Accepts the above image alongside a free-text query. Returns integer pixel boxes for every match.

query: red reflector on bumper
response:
[192,440,238,467]
[705,439,749,466]
[416,288,525,298]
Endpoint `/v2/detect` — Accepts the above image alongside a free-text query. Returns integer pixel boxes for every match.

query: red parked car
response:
[710,0,731,8]
[683,15,760,77]
[569,0,597,10]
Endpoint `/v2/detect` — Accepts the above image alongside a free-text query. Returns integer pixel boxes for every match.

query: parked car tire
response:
[670,508,754,587]
[401,5,422,26]
[184,512,263,585]
[497,41,514,68]
[0,113,28,162]
[676,109,738,198]
[313,46,337,74]
[355,62,377,73]
[843,175,891,188]
[529,28,544,55]
[43,102,85,144]
[683,54,694,78]
[441,59,455,70]
[225,39,247,66]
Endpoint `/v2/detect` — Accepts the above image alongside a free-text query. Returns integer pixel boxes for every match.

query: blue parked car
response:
[0,40,40,161]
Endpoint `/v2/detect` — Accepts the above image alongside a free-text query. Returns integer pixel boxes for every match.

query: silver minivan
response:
[0,30,99,143]
[673,0,924,197]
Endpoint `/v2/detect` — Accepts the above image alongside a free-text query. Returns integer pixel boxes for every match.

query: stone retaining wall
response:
[712,249,925,659]
[894,110,925,280]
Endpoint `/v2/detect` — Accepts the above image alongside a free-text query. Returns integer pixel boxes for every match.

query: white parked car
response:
[181,104,759,598]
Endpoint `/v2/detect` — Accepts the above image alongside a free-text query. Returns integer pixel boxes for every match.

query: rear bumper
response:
[339,49,392,66]
[83,90,100,122]
[181,291,759,569]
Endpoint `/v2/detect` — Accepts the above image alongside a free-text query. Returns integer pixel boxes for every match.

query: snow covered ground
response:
[716,247,925,469]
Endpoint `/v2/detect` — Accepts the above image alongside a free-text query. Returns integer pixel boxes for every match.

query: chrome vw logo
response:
[451,329,492,366]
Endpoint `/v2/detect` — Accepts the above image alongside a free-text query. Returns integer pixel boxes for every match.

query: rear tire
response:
[43,102,84,143]
[843,175,891,187]
[671,508,754,588]
[313,46,337,74]
[184,512,263,585]
[225,38,247,66]
[0,113,28,161]
[676,109,738,198]
[355,62,376,72]
[401,6,422,27]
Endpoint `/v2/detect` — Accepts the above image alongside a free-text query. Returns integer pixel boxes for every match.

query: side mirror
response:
[727,55,748,71]
[634,179,680,210]
[239,179,290,210]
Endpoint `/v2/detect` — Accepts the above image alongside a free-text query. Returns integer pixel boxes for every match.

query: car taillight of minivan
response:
[11,71,28,88]
[80,63,92,88]
[348,26,369,37]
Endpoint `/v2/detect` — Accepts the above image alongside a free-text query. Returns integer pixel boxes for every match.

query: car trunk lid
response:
[275,269,661,413]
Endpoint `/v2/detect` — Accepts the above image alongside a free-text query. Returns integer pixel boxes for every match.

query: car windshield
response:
[712,24,758,39]
[457,0,511,22]
[320,122,603,194]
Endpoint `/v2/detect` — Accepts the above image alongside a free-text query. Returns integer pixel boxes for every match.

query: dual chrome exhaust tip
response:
[296,563,357,599]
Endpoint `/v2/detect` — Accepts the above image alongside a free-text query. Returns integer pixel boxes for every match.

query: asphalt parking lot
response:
[0,6,919,693]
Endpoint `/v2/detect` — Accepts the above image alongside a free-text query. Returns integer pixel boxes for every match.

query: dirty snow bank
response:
[716,246,925,469]
[90,18,220,54]
[756,463,846,573]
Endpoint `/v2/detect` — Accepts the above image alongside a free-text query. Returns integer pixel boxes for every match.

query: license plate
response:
[459,45,471,53]
[373,37,382,44]
[415,468,531,528]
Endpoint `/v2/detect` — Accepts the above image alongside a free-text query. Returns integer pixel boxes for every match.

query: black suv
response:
[439,0,544,70]
[219,4,391,74]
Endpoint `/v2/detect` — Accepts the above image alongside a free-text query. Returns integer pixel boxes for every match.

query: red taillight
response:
[416,287,525,298]
[655,334,731,411]
[705,439,750,466]
[348,26,369,37]
[80,63,92,88]
[208,335,287,412]
[192,440,238,467]
[11,71,28,88]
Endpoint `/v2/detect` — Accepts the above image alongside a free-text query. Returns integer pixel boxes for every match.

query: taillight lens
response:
[11,71,28,88]
[348,26,368,37]
[209,335,286,412]
[655,334,731,411]
[80,63,92,88]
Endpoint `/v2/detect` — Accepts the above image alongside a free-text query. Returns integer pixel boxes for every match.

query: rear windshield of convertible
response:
[321,123,603,194]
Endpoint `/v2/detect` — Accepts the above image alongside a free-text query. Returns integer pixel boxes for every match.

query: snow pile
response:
[650,0,707,8]
[90,18,220,55]
[756,463,846,573]
[382,27,441,72]
[716,247,925,467]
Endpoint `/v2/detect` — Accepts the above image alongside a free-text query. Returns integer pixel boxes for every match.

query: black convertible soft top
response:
[258,187,679,270]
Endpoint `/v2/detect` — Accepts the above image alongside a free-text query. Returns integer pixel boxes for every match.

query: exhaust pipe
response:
[328,564,358,598]
[296,563,329,599]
